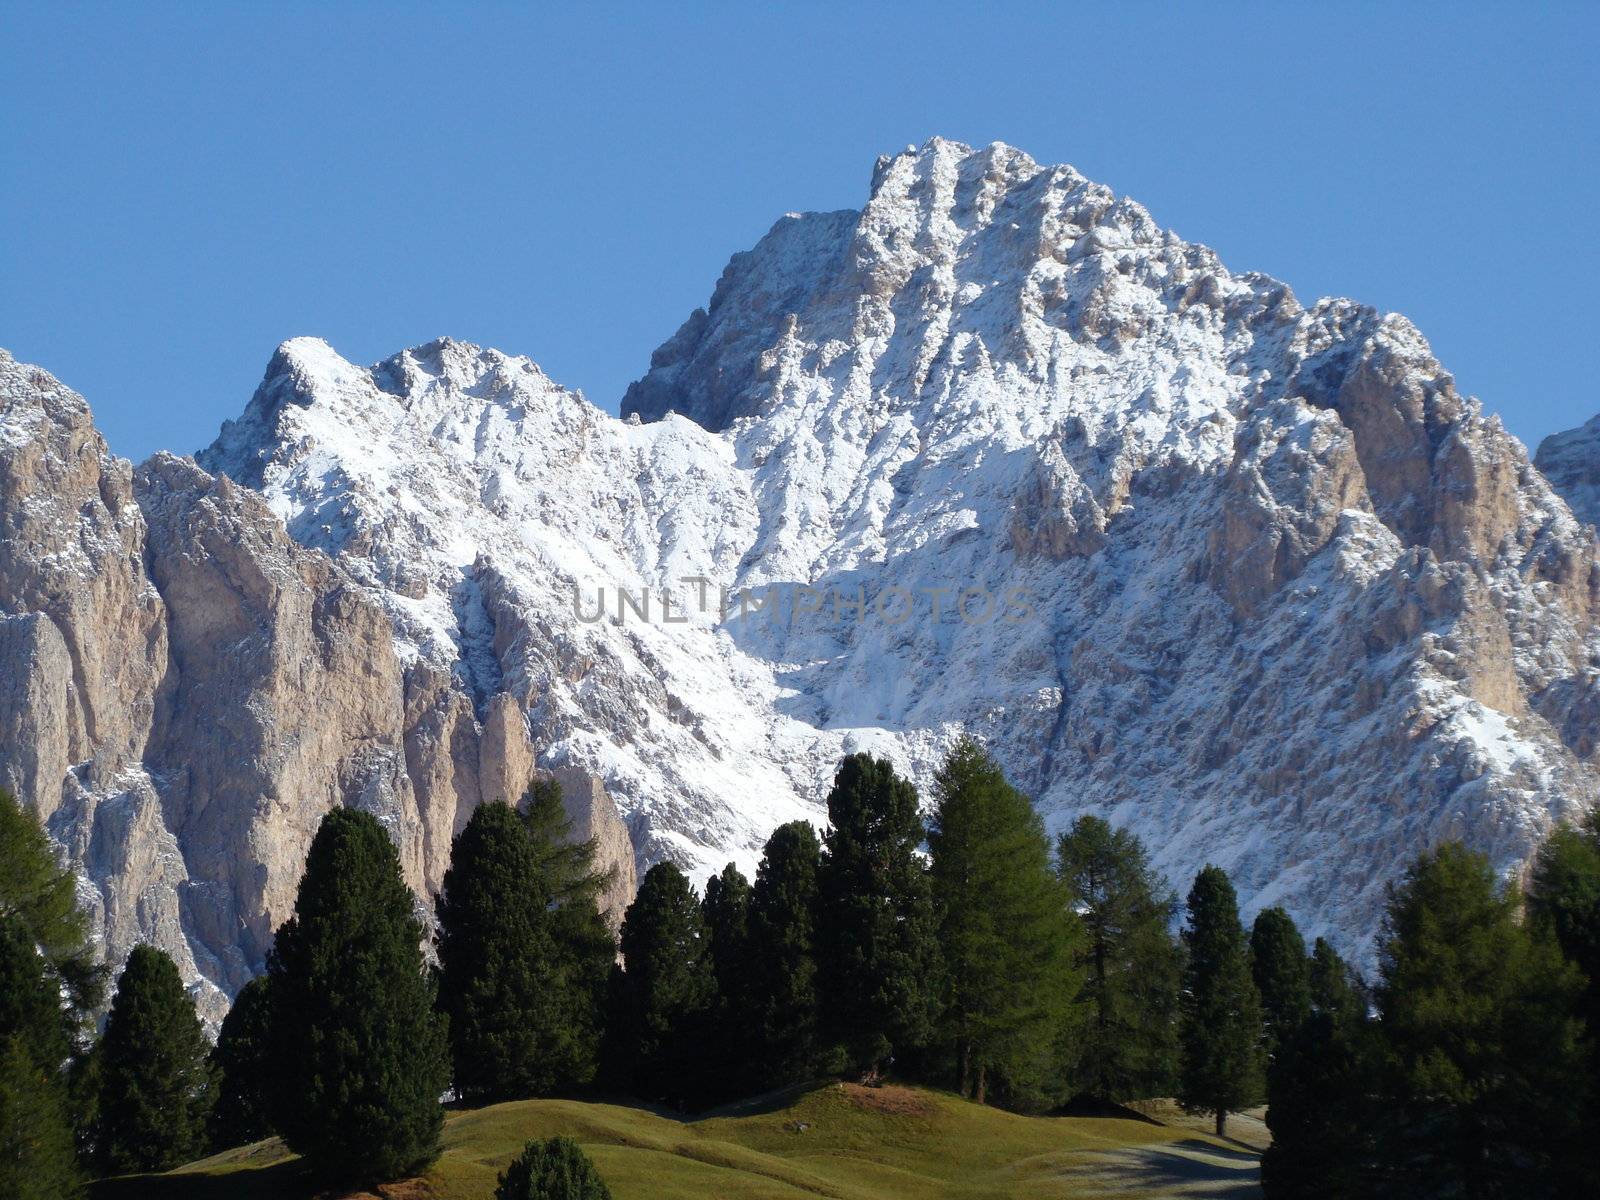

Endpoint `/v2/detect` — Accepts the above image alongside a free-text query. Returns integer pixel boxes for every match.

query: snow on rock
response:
[5,139,1600,994]
[204,140,1600,963]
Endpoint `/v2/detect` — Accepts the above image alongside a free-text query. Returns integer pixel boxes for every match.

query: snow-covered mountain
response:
[5,138,1599,1007]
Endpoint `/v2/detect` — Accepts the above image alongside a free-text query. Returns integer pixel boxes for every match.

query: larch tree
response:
[927,739,1079,1107]
[1055,814,1181,1103]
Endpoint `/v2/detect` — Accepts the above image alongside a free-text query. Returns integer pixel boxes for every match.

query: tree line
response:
[4,741,1600,1198]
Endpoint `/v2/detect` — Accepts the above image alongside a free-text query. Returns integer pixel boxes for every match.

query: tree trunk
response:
[975,1063,987,1106]
[1215,1109,1226,1138]
[959,1041,972,1099]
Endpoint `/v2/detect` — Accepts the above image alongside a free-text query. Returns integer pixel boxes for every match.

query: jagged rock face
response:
[1538,415,1600,531]
[6,137,1600,992]
[0,351,637,1019]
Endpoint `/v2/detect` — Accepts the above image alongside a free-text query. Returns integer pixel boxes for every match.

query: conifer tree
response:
[816,753,941,1078]
[1177,866,1264,1138]
[0,915,81,1198]
[0,791,103,1167]
[1055,814,1181,1103]
[1249,907,1310,1059]
[0,1037,81,1200]
[609,862,715,1108]
[267,807,448,1184]
[1260,1004,1379,1199]
[1527,812,1600,1042]
[700,863,754,1098]
[94,945,214,1175]
[436,802,568,1102]
[521,778,617,1087]
[701,863,752,1004]
[0,788,103,1041]
[496,1135,613,1200]
[207,976,274,1150]
[1306,937,1360,1022]
[746,821,823,1088]
[928,740,1079,1106]
[1527,814,1600,1190]
[1376,842,1588,1197]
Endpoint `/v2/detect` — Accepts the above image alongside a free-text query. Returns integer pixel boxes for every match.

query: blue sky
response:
[2,2,1596,462]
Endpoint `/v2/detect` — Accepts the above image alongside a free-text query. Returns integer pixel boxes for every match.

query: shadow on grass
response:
[90,1154,318,1200]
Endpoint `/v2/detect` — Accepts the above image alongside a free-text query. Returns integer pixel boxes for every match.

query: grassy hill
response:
[92,1084,1261,1199]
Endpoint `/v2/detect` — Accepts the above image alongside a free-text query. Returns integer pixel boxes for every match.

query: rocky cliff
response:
[0,350,635,1019]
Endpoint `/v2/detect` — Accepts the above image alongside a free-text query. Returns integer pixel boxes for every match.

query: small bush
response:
[496,1136,612,1200]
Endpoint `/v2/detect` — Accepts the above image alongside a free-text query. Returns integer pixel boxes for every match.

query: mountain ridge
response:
[3,137,1598,1009]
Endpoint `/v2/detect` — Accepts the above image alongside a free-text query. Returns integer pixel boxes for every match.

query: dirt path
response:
[1060,1137,1261,1198]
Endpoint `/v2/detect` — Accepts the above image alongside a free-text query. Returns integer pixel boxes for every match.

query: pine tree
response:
[701,863,752,1004]
[521,778,617,1089]
[0,793,102,1167]
[267,807,449,1184]
[0,1036,81,1200]
[1527,814,1600,1190]
[700,863,753,1098]
[1249,907,1310,1059]
[0,912,81,1198]
[1376,842,1588,1197]
[1527,812,1600,1041]
[816,753,941,1078]
[94,945,214,1175]
[208,976,274,1150]
[0,789,104,1024]
[1177,866,1264,1138]
[1055,815,1182,1103]
[746,821,823,1089]
[1260,1005,1379,1199]
[608,862,715,1108]
[928,740,1079,1107]
[496,1135,613,1200]
[1306,937,1360,1022]
[436,802,568,1102]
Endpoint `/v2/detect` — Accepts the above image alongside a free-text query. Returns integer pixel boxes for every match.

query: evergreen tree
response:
[1260,1007,1379,1199]
[1177,866,1264,1138]
[1527,814,1600,1190]
[94,945,213,1175]
[1307,937,1360,1022]
[0,789,104,1023]
[520,778,618,1089]
[928,740,1079,1107]
[0,916,72,1075]
[0,1036,81,1200]
[608,862,715,1108]
[1376,842,1588,1197]
[816,753,941,1078]
[1249,907,1310,1059]
[496,1135,613,1200]
[746,821,823,1089]
[700,863,754,1099]
[701,863,752,1004]
[1055,814,1182,1103]
[267,807,449,1184]
[207,976,274,1150]
[436,802,570,1102]
[1527,812,1600,1041]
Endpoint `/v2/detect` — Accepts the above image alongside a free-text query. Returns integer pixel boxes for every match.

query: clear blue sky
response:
[3,2,1596,462]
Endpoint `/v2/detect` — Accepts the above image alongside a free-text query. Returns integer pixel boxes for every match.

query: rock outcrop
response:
[1538,414,1600,531]
[0,349,636,1019]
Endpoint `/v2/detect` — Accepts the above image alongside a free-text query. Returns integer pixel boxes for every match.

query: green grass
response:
[92,1084,1261,1199]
